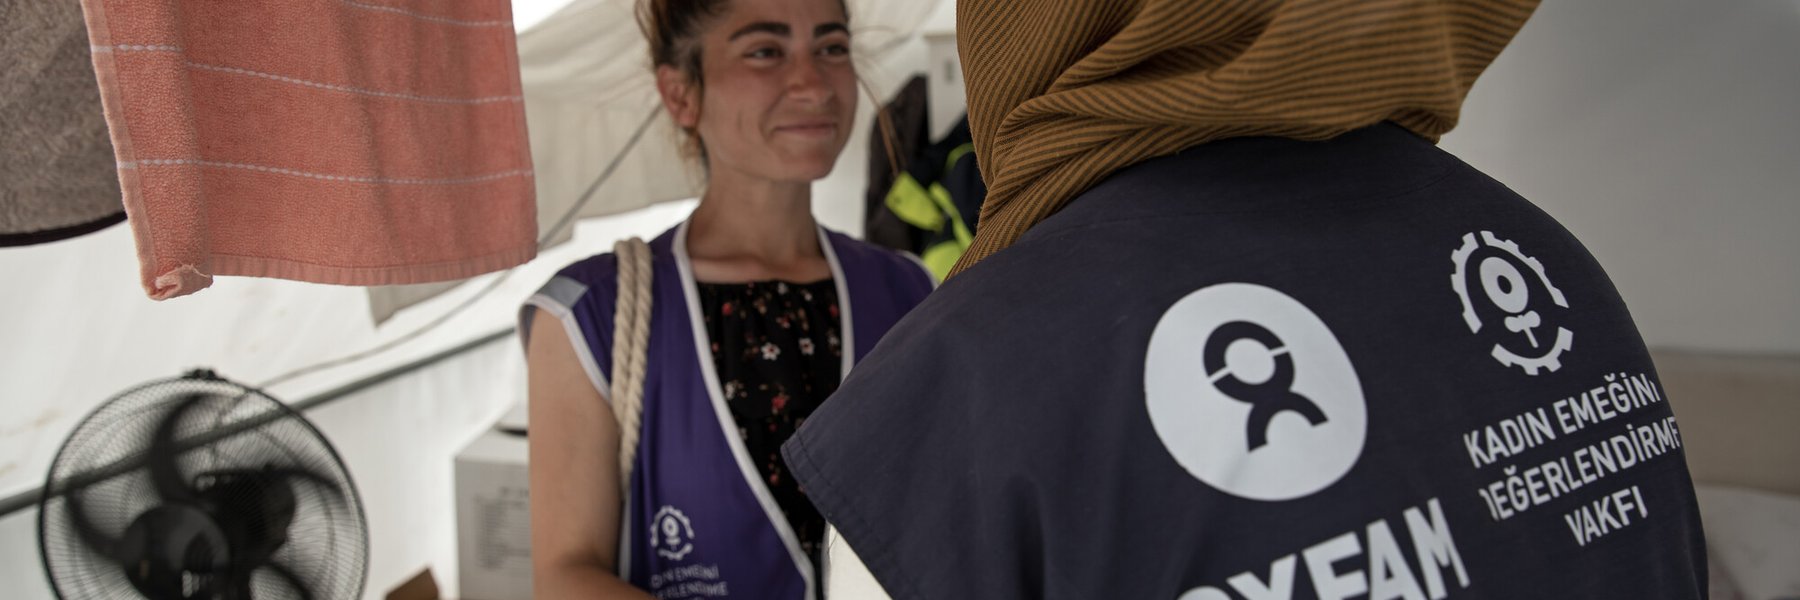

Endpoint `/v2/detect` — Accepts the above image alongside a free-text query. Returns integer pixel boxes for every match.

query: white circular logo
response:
[1145,283,1367,501]
[1178,587,1233,600]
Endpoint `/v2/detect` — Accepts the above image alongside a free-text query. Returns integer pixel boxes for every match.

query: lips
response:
[774,121,837,136]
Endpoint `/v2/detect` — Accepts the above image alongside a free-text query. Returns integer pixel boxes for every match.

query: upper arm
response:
[525,313,623,572]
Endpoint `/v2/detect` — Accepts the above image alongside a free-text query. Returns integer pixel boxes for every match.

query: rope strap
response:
[610,237,653,490]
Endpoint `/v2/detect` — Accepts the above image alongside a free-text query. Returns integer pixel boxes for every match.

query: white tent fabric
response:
[1,0,1796,598]
[366,0,944,323]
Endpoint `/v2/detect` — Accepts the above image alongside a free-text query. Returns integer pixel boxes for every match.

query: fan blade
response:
[266,467,343,495]
[57,489,120,560]
[148,393,215,504]
[260,561,317,600]
[260,467,352,510]
[190,465,351,522]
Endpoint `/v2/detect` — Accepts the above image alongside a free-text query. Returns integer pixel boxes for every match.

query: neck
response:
[684,167,827,282]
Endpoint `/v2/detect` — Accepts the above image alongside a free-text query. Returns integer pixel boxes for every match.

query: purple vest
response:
[523,221,933,599]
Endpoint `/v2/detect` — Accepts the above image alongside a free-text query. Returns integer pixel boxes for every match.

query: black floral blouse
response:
[696,279,842,570]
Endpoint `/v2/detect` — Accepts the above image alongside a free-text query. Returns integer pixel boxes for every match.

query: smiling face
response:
[655,0,857,185]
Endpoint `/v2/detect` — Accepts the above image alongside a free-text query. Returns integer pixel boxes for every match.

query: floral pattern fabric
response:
[697,279,841,568]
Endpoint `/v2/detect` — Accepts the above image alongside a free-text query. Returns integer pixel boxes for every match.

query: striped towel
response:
[81,0,537,299]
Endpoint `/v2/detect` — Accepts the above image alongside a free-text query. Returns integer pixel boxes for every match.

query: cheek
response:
[695,93,746,140]
[829,64,857,91]
[830,68,858,114]
[701,77,774,125]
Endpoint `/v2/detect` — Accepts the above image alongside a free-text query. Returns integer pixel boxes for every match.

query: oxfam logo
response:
[1144,283,1367,501]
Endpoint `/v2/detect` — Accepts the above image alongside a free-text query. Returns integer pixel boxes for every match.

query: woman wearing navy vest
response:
[518,0,933,598]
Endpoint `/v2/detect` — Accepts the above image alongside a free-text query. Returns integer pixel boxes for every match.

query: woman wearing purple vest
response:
[518,0,933,598]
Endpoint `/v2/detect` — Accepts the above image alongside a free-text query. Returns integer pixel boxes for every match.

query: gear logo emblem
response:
[1451,231,1573,375]
[650,505,696,560]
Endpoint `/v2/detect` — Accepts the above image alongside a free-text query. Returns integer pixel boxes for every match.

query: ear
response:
[655,65,701,129]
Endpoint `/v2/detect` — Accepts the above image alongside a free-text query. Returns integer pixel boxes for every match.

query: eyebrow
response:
[727,21,850,41]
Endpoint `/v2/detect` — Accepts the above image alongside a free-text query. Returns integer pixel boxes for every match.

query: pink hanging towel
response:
[80,0,537,300]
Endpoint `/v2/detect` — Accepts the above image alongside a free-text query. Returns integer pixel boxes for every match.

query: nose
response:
[785,52,834,105]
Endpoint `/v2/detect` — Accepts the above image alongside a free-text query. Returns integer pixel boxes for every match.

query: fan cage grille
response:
[38,375,367,600]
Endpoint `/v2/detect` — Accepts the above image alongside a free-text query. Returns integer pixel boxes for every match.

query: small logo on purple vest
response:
[650,505,696,560]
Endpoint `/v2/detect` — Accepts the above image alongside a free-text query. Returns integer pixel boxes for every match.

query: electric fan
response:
[37,370,368,600]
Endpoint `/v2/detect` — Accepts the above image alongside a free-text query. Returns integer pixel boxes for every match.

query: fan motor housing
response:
[118,504,231,599]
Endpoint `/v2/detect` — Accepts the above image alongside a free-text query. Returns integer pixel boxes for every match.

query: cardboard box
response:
[386,569,441,600]
[454,418,532,600]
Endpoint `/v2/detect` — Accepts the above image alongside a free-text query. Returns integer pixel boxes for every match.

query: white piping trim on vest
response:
[817,227,856,382]
[617,487,634,580]
[521,295,611,398]
[672,220,819,599]
[896,249,939,289]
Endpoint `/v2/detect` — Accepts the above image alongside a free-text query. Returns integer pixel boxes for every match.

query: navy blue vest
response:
[786,125,1708,599]
[524,221,933,599]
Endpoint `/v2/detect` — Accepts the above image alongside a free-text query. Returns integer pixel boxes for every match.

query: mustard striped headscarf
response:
[951,0,1540,275]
